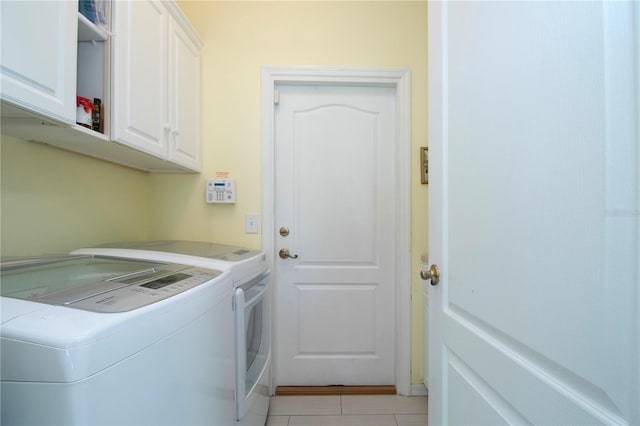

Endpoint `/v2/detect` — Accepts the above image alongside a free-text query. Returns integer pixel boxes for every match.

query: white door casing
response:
[428,2,639,425]
[261,67,412,394]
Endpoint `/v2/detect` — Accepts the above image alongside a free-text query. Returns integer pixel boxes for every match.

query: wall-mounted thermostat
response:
[206,179,236,204]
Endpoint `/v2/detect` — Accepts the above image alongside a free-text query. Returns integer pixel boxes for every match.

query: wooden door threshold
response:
[275,385,397,396]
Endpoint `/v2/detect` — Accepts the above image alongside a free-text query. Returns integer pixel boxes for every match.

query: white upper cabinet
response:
[0,0,202,173]
[111,0,202,172]
[0,1,78,124]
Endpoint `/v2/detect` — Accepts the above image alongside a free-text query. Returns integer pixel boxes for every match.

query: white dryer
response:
[72,241,272,426]
[1,255,236,426]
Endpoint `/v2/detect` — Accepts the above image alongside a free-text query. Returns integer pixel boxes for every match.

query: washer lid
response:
[1,255,163,300]
[1,255,220,313]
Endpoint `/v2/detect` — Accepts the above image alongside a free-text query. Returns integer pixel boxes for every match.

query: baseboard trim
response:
[275,385,397,396]
[410,383,428,396]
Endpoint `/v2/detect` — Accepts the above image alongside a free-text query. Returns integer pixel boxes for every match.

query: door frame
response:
[260,66,412,395]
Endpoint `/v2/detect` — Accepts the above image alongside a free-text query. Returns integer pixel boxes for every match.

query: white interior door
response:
[428,1,639,425]
[274,84,397,386]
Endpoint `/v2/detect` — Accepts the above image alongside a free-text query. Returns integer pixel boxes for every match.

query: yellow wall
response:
[0,135,151,255]
[0,0,428,386]
[160,0,429,385]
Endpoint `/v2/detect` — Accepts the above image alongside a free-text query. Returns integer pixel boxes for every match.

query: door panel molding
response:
[261,66,412,395]
[428,1,639,424]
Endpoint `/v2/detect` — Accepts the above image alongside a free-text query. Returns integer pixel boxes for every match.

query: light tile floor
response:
[267,395,428,426]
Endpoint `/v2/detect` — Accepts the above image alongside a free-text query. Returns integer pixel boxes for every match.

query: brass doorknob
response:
[420,264,440,285]
[279,248,298,259]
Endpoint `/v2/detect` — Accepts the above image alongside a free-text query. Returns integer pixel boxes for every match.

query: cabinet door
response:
[111,0,168,158]
[0,1,77,124]
[167,19,201,171]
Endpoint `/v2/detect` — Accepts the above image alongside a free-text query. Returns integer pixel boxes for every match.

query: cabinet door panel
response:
[168,20,201,171]
[0,1,77,123]
[111,0,168,157]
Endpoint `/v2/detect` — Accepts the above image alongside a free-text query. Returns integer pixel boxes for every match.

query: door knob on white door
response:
[420,264,440,285]
[279,248,298,259]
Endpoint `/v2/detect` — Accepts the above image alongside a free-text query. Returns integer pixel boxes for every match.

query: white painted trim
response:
[260,66,412,396]
[411,383,429,396]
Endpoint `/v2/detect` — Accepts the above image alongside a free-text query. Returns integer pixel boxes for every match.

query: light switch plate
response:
[245,213,259,234]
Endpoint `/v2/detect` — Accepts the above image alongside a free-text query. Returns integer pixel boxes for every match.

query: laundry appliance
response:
[1,254,236,426]
[72,241,272,426]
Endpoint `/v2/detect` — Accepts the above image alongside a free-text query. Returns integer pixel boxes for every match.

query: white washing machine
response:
[1,254,236,426]
[72,241,272,426]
